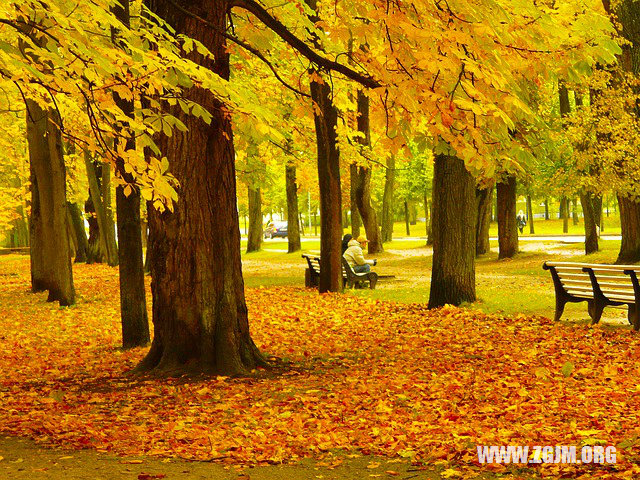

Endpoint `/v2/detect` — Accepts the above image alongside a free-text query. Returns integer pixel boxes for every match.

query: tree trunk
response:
[286,164,301,253]
[84,153,118,265]
[404,201,410,236]
[67,202,88,263]
[593,195,603,230]
[561,197,569,233]
[617,195,640,264]
[423,192,429,238]
[544,198,550,220]
[572,198,579,225]
[381,155,395,243]
[246,185,262,252]
[580,192,599,255]
[85,195,101,263]
[526,195,535,234]
[101,162,118,266]
[476,186,492,256]
[354,165,383,253]
[9,206,29,248]
[353,90,383,253]
[349,163,361,238]
[311,72,342,293]
[25,100,75,305]
[497,175,518,259]
[139,0,265,375]
[110,0,151,348]
[429,155,476,308]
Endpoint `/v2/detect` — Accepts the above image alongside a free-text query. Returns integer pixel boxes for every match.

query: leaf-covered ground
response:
[1,255,639,479]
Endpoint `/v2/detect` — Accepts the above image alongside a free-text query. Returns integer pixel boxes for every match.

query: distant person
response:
[516,210,527,234]
[343,235,376,273]
[341,234,353,255]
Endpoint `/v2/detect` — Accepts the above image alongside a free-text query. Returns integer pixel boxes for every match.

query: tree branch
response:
[231,0,381,89]
[161,0,309,98]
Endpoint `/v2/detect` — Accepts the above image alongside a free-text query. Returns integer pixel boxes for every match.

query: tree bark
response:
[580,192,599,255]
[497,176,518,259]
[110,0,151,348]
[311,72,342,292]
[526,195,535,234]
[593,195,603,230]
[544,198,550,220]
[67,202,88,263]
[423,192,429,238]
[25,100,75,305]
[561,197,569,233]
[349,163,361,238]
[85,195,101,263]
[476,186,492,256]
[139,0,265,375]
[381,155,395,243]
[617,195,640,263]
[101,162,118,266]
[286,164,301,253]
[246,185,262,252]
[404,201,410,236]
[352,90,383,253]
[84,153,118,265]
[428,154,476,308]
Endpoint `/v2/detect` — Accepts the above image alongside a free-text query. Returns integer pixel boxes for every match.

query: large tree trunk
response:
[84,153,118,265]
[476,185,492,256]
[311,73,342,292]
[353,90,383,253]
[428,155,476,308]
[111,0,150,349]
[246,185,262,252]
[497,175,518,259]
[116,180,150,348]
[25,100,75,305]
[349,163,361,238]
[580,192,599,255]
[67,202,88,263]
[526,195,535,234]
[286,164,301,253]
[381,155,395,243]
[139,0,265,375]
[617,195,640,264]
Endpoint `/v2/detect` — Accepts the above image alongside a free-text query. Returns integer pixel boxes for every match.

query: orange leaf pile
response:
[1,256,639,478]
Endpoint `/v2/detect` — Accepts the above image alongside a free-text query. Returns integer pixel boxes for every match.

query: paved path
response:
[0,437,437,480]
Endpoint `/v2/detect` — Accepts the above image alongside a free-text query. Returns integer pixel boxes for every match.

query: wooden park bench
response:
[543,261,640,330]
[302,254,378,289]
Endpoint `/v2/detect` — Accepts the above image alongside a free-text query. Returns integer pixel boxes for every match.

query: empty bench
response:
[543,261,640,330]
[302,254,378,289]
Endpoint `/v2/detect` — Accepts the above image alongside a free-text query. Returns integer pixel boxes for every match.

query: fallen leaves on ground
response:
[1,256,640,479]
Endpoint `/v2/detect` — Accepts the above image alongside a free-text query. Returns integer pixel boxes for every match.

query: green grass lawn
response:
[242,236,629,324]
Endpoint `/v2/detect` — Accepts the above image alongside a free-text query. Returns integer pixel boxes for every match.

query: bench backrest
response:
[303,254,348,278]
[544,261,640,301]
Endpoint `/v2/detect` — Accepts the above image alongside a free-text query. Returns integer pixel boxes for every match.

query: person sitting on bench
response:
[343,235,377,273]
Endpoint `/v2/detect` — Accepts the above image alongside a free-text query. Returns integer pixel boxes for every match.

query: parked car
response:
[264,221,288,239]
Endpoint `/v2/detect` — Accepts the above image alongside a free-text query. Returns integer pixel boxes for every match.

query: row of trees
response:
[0,0,633,375]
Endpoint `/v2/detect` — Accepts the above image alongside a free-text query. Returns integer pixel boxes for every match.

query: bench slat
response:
[547,261,640,271]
